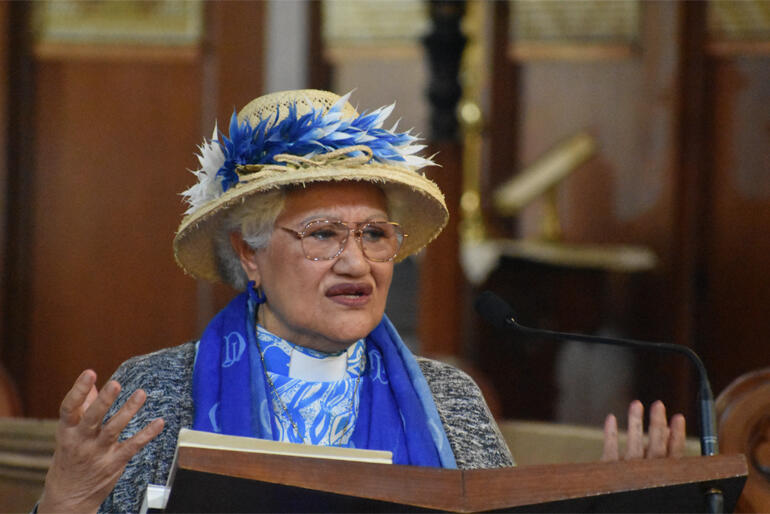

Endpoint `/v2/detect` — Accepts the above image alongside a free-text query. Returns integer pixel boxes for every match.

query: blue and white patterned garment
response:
[256,326,367,446]
[192,291,455,467]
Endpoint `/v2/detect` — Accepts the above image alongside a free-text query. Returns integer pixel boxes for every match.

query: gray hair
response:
[214,189,286,290]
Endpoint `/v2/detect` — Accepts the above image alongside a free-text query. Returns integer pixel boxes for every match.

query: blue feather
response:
[211,96,428,190]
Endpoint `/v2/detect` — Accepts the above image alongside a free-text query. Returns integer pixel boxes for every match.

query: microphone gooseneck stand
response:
[474,291,724,513]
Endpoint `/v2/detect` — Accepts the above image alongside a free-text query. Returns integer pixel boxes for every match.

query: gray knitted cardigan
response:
[99,342,514,513]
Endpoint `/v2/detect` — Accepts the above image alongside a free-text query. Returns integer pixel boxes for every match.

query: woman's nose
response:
[333,233,370,275]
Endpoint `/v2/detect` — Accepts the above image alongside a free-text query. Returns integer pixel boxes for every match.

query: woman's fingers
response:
[646,400,670,458]
[602,400,686,462]
[58,370,98,426]
[624,400,645,459]
[668,413,686,457]
[601,414,619,461]
[119,418,165,461]
[82,381,100,413]
[99,389,147,442]
[79,380,122,435]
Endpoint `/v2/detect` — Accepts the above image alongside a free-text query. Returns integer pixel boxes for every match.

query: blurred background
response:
[1,0,769,436]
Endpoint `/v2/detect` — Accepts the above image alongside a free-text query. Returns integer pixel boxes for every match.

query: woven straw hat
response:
[173,89,448,283]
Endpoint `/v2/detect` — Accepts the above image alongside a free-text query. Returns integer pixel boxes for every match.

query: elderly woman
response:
[38,90,685,513]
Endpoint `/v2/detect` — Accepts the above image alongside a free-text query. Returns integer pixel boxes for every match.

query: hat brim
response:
[173,163,449,284]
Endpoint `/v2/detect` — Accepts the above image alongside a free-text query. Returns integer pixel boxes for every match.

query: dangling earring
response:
[247,280,266,304]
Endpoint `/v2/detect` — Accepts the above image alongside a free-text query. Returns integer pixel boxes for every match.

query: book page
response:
[177,428,393,464]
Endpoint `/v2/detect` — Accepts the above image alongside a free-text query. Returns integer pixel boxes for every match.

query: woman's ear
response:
[229,232,261,284]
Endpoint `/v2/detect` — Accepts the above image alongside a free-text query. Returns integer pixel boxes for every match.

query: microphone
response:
[474,291,719,457]
[475,291,725,512]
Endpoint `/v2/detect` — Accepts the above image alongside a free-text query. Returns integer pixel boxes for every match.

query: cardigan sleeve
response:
[99,342,197,514]
[417,356,515,469]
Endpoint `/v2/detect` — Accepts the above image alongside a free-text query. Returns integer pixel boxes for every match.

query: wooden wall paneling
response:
[23,58,203,417]
[701,55,770,394]
[0,3,267,418]
[0,0,269,419]
[205,1,266,121]
[0,1,9,367]
[1,2,36,408]
[0,1,7,339]
[418,142,464,356]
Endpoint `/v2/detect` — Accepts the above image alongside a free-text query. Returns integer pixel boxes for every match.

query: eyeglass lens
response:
[301,221,404,261]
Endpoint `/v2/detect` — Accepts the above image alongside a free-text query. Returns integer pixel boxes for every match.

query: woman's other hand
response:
[38,370,164,513]
[601,400,686,461]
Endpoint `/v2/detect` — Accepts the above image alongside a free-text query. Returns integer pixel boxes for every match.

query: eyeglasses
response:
[280,219,407,262]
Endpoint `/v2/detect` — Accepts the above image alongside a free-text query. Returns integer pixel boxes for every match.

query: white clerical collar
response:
[288,348,349,382]
[256,324,363,382]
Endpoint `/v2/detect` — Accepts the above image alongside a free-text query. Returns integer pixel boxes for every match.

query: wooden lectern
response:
[163,446,747,513]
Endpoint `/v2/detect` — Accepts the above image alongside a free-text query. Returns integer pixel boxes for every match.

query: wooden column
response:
[1,2,36,404]
[418,1,466,356]
[0,1,9,392]
[307,1,333,91]
[671,1,709,419]
[0,2,7,341]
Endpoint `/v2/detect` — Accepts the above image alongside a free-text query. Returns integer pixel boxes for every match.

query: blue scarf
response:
[191,291,457,468]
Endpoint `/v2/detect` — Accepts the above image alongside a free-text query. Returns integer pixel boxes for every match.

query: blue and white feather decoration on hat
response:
[181,92,435,216]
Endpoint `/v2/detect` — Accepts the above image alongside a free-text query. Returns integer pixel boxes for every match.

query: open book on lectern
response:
[141,429,747,513]
[140,428,393,513]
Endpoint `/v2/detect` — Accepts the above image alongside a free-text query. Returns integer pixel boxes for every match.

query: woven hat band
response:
[237,145,375,182]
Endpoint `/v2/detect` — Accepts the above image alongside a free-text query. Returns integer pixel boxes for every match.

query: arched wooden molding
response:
[716,368,770,513]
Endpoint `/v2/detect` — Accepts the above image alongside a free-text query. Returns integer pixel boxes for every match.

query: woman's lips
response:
[326,283,373,306]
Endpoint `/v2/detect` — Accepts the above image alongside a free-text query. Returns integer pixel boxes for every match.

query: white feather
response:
[370,103,395,127]
[181,123,226,215]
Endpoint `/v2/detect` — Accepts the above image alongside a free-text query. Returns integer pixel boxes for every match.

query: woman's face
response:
[236,182,395,353]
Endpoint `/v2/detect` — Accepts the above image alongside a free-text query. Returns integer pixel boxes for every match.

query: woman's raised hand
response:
[38,370,164,513]
[601,400,686,461]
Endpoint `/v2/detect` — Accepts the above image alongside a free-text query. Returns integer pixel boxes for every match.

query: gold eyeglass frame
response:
[280,219,408,262]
